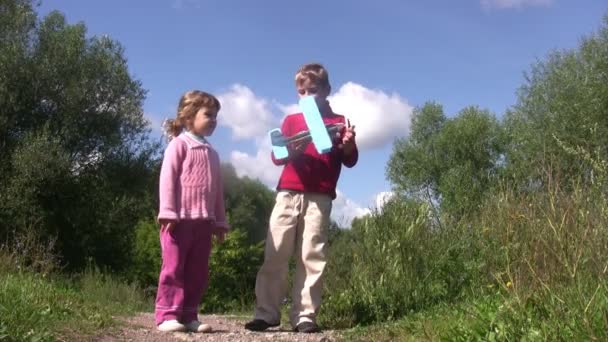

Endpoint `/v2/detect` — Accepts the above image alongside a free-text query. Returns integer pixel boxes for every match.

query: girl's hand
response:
[213,230,226,244]
[159,219,177,232]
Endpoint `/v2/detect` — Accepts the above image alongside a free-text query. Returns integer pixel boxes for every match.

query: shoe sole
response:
[157,327,187,332]
[244,322,280,331]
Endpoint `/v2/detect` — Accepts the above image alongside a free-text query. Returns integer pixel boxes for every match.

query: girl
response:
[155,90,229,333]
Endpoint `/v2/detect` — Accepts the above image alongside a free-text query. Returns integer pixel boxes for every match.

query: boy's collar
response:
[320,108,334,117]
[319,102,334,116]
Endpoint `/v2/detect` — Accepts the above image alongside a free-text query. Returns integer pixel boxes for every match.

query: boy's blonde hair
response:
[295,63,330,88]
[163,90,221,139]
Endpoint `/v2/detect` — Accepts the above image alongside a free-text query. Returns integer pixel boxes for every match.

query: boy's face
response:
[297,78,331,110]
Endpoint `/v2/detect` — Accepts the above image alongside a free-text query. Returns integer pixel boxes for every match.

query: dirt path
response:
[95,313,341,341]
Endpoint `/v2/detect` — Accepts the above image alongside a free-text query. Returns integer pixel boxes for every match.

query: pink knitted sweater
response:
[158,133,229,231]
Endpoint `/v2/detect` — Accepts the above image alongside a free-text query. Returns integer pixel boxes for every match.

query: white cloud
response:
[330,191,395,228]
[218,84,281,186]
[217,84,278,140]
[218,85,282,187]
[331,190,371,227]
[275,102,300,119]
[481,0,552,10]
[229,136,281,187]
[328,82,413,150]
[374,191,395,210]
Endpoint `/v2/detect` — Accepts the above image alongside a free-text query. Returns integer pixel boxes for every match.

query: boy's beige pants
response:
[253,191,333,327]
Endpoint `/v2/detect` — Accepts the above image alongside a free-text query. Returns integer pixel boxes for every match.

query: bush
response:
[321,198,482,327]
[322,155,608,340]
[202,229,264,312]
[130,221,264,312]
[0,226,60,276]
[130,219,162,291]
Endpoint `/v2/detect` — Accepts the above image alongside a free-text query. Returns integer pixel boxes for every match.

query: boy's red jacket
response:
[271,111,358,199]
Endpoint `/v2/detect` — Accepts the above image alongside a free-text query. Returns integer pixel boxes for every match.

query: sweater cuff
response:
[158,211,179,221]
[215,221,230,231]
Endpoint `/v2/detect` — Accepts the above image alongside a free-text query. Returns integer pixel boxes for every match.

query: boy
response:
[245,63,358,333]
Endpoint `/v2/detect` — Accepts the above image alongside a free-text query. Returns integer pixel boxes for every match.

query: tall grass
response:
[321,199,483,328]
[0,231,149,341]
[321,166,608,340]
[470,172,608,339]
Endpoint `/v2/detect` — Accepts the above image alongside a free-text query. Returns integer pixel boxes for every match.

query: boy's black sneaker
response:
[295,321,321,333]
[244,319,279,331]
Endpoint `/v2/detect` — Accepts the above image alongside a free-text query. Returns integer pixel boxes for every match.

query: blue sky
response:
[39,0,606,226]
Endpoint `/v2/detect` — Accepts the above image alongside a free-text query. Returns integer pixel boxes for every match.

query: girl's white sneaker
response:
[185,320,212,333]
[157,320,186,332]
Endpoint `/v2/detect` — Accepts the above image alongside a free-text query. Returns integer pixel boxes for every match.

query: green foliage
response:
[343,289,607,342]
[435,107,505,217]
[0,225,60,276]
[378,27,608,339]
[454,166,608,340]
[0,0,160,271]
[387,103,504,221]
[325,161,608,339]
[130,219,162,289]
[328,147,608,338]
[505,15,608,188]
[3,129,72,231]
[327,28,608,330]
[320,197,482,327]
[0,268,148,341]
[222,164,275,243]
[202,229,264,312]
[476,180,608,295]
[2,4,608,342]
[386,102,446,199]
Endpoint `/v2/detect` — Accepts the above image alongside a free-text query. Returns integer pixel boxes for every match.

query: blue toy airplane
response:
[269,96,343,159]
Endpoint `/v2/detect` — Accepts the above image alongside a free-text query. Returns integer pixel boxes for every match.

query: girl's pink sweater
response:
[158,133,229,231]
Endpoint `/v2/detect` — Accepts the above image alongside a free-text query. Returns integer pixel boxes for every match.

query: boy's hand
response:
[159,219,177,232]
[339,119,356,154]
[213,230,226,244]
[287,137,311,157]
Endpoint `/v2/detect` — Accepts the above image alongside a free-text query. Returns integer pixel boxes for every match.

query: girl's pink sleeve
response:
[158,139,184,221]
[214,158,230,231]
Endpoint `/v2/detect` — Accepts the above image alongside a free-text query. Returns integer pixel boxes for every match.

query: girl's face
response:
[188,107,218,137]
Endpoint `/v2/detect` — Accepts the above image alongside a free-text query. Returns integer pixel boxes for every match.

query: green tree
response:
[387,103,504,220]
[0,0,37,172]
[0,1,159,271]
[435,106,504,218]
[222,164,275,243]
[504,15,608,188]
[386,102,446,203]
